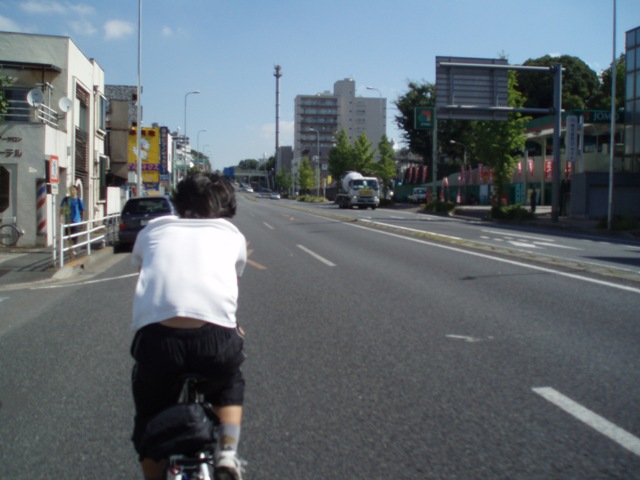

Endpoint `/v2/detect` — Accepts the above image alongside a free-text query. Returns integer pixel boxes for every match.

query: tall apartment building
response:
[293,78,386,179]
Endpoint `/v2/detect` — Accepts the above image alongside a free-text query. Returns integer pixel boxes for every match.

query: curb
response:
[52,246,115,280]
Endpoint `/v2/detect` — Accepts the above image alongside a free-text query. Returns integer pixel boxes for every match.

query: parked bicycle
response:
[0,217,24,247]
[140,375,244,480]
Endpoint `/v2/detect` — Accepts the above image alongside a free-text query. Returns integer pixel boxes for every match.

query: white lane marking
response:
[533,242,580,250]
[533,387,640,457]
[361,220,462,241]
[0,297,8,303]
[263,222,275,230]
[347,221,640,294]
[30,273,138,290]
[297,245,336,267]
[482,229,551,242]
[445,334,489,343]
[509,241,539,248]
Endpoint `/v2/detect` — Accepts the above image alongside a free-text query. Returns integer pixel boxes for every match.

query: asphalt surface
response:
[0,204,637,290]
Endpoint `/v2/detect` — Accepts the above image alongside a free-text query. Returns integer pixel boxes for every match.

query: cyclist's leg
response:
[140,458,166,480]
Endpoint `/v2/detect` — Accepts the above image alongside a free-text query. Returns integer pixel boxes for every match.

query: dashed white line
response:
[296,245,336,267]
[263,222,275,230]
[533,387,640,457]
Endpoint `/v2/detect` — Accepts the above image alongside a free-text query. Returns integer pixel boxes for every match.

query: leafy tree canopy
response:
[517,54,600,110]
[298,157,316,194]
[327,129,355,181]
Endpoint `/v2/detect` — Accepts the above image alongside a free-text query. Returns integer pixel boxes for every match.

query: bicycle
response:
[0,217,24,247]
[141,375,243,480]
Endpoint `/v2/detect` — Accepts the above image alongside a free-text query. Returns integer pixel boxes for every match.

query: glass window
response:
[635,124,640,155]
[636,72,640,101]
[636,47,640,72]
[627,29,637,49]
[627,73,635,101]
[628,47,636,71]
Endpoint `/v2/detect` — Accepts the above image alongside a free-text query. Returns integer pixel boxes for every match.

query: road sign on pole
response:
[414,107,435,129]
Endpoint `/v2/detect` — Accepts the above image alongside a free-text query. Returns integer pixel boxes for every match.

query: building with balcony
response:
[293,78,386,187]
[0,32,107,247]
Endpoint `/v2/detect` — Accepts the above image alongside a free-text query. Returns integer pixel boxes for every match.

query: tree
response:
[275,168,294,192]
[592,53,626,111]
[298,157,315,194]
[394,80,474,179]
[352,132,376,174]
[516,55,600,110]
[394,81,435,162]
[375,135,397,199]
[238,159,259,170]
[327,129,355,182]
[471,70,529,200]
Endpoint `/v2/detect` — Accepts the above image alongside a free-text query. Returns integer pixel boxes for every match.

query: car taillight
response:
[118,223,126,230]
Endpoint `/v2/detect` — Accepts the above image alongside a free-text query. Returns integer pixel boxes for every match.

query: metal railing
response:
[56,213,120,268]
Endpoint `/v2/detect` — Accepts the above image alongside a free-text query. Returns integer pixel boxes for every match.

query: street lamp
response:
[196,129,207,156]
[183,90,200,176]
[184,90,200,140]
[202,144,211,171]
[449,139,467,165]
[308,128,320,196]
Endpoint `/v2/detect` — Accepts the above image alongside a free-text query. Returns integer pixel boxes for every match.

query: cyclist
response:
[129,173,247,480]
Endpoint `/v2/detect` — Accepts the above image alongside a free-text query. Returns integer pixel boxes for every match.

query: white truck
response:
[408,187,427,204]
[336,171,380,210]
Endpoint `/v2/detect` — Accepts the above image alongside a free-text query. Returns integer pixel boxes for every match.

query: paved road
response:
[1,195,639,479]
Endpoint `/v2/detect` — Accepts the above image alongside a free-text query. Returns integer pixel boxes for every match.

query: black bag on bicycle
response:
[140,402,217,461]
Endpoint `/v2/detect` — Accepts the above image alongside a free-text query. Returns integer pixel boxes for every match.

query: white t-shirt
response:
[131,216,247,330]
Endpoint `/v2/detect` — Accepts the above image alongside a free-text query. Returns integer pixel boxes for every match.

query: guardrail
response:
[56,213,120,268]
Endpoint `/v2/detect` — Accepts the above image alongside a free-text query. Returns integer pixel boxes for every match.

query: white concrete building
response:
[293,78,386,185]
[0,32,107,247]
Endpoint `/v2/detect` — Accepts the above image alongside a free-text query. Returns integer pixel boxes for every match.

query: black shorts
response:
[130,322,245,456]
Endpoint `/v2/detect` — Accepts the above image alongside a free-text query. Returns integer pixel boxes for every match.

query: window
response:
[97,94,107,132]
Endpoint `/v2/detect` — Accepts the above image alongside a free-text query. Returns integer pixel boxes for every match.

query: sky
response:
[1,0,639,170]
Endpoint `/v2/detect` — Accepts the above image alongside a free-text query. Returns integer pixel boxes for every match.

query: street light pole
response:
[196,129,207,168]
[309,128,320,196]
[183,90,200,176]
[202,144,211,171]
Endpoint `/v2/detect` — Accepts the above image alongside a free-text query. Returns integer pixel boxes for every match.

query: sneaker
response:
[215,451,244,480]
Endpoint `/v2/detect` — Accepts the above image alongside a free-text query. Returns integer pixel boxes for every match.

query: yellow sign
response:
[128,127,161,183]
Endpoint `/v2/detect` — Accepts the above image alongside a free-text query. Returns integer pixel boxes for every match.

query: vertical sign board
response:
[435,56,509,121]
[565,115,578,163]
[414,107,435,129]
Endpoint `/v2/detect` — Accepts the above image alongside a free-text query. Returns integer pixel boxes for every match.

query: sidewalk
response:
[0,245,115,289]
[451,205,640,239]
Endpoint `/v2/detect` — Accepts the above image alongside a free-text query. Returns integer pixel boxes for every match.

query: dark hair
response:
[172,173,237,219]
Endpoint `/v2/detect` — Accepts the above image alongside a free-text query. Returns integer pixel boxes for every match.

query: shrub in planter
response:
[490,204,534,221]
[424,200,455,213]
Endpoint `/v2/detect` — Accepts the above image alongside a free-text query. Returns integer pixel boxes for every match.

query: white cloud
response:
[0,15,23,32]
[161,26,173,37]
[104,19,135,40]
[20,1,94,15]
[70,19,97,36]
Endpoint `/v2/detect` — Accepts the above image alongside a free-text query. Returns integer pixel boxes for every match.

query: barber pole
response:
[36,180,47,236]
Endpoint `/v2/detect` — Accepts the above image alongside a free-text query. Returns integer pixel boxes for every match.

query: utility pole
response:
[274,65,282,176]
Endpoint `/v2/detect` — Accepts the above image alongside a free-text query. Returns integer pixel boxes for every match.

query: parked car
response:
[116,196,176,252]
[408,187,427,204]
[269,192,281,200]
